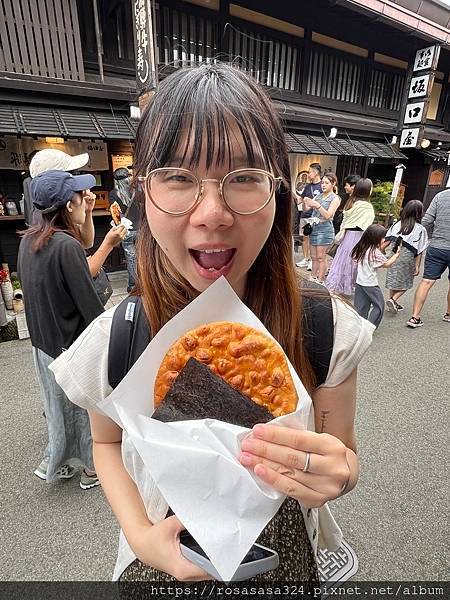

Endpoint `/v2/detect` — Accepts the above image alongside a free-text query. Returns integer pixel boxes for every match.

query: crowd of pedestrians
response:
[295,163,450,329]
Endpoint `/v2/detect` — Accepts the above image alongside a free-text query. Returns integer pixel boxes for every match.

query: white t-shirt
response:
[356,248,387,286]
[50,296,374,579]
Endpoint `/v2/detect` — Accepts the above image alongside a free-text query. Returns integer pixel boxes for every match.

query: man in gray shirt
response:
[407,189,450,327]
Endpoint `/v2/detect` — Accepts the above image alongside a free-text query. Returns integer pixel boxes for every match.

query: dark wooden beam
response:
[0,72,137,101]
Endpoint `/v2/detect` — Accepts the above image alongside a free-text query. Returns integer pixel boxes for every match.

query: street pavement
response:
[0,267,448,582]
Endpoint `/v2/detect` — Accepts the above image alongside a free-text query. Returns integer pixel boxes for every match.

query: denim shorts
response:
[423,246,450,280]
[309,221,334,246]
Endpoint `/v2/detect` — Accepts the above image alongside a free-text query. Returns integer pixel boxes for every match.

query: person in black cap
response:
[17,170,104,490]
[109,167,139,292]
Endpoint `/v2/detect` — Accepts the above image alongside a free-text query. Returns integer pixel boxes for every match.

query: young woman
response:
[332,174,360,234]
[326,178,375,296]
[17,170,105,489]
[352,224,400,328]
[303,173,340,284]
[384,200,428,313]
[50,64,373,582]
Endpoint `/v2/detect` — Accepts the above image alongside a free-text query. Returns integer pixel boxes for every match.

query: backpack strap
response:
[300,281,334,387]
[108,296,150,389]
[108,286,334,390]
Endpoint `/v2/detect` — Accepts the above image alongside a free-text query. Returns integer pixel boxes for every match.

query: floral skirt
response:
[119,497,319,587]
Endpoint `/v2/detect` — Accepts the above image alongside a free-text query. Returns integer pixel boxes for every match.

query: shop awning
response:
[423,148,450,162]
[284,132,407,159]
[0,104,137,140]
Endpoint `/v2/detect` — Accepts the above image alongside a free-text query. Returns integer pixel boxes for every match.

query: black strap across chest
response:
[108,285,333,390]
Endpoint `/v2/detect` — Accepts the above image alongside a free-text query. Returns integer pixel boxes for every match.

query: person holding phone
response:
[50,64,373,582]
[302,173,340,284]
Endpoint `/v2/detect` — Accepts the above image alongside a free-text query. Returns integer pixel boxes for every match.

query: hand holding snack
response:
[133,516,212,581]
[110,201,123,225]
[239,425,350,508]
[104,224,127,248]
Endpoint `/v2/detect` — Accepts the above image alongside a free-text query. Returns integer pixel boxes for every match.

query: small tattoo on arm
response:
[320,410,331,433]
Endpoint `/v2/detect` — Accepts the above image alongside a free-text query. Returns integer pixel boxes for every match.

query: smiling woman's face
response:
[145,126,276,298]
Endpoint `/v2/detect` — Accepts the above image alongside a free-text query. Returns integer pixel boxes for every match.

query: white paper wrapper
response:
[99,277,315,581]
[110,216,133,231]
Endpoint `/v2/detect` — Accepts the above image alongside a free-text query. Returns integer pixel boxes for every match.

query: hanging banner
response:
[398,45,441,149]
[133,0,157,92]
[0,137,109,171]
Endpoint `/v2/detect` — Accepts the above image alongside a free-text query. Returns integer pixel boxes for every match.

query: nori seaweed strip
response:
[153,358,273,428]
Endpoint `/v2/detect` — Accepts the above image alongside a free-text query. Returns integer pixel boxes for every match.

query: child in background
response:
[352,224,400,328]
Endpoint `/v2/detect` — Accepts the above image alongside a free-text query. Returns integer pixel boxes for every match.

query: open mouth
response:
[189,248,236,280]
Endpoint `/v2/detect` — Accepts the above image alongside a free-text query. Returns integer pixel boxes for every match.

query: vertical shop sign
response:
[133,0,157,93]
[398,45,441,149]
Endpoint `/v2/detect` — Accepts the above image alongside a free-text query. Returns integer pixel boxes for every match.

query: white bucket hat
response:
[29,149,89,178]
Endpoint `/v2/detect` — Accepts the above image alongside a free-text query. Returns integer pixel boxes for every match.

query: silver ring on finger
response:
[302,452,311,473]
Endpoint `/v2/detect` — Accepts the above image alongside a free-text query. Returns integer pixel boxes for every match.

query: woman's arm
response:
[414,254,422,276]
[382,248,400,268]
[239,369,359,507]
[79,191,96,249]
[86,225,126,277]
[89,410,210,581]
[312,369,358,494]
[314,197,341,221]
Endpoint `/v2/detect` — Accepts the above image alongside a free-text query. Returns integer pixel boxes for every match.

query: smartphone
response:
[179,530,279,582]
[392,236,402,252]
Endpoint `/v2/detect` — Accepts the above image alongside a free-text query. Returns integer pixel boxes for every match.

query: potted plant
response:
[371,180,402,226]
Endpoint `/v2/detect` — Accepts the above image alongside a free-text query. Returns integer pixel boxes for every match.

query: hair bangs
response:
[138,66,279,175]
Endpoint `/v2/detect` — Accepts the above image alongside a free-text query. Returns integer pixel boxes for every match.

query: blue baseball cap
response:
[31,169,96,214]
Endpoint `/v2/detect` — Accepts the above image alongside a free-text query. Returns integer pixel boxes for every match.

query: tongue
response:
[193,249,234,270]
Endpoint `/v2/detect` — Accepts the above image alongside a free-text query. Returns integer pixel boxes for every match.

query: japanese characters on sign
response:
[0,137,108,171]
[413,45,438,72]
[398,45,440,149]
[404,102,425,125]
[408,74,431,99]
[400,128,420,149]
[133,0,156,91]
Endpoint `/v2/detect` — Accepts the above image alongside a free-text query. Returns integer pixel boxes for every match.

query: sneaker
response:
[80,470,101,490]
[407,316,424,328]
[386,299,398,313]
[34,458,75,481]
[394,301,404,312]
[443,313,450,322]
[307,259,313,271]
[296,258,309,268]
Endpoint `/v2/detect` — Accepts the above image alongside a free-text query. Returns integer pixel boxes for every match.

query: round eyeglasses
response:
[138,167,282,216]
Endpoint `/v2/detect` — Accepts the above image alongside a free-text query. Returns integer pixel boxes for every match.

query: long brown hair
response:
[345,177,373,210]
[352,224,387,263]
[134,64,321,392]
[20,204,82,252]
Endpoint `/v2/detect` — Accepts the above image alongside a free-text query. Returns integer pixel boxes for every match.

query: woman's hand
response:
[83,190,96,212]
[308,199,321,209]
[132,516,212,581]
[239,424,350,508]
[104,224,127,248]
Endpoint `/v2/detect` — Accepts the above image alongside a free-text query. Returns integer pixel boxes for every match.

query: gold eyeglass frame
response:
[137,167,283,216]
